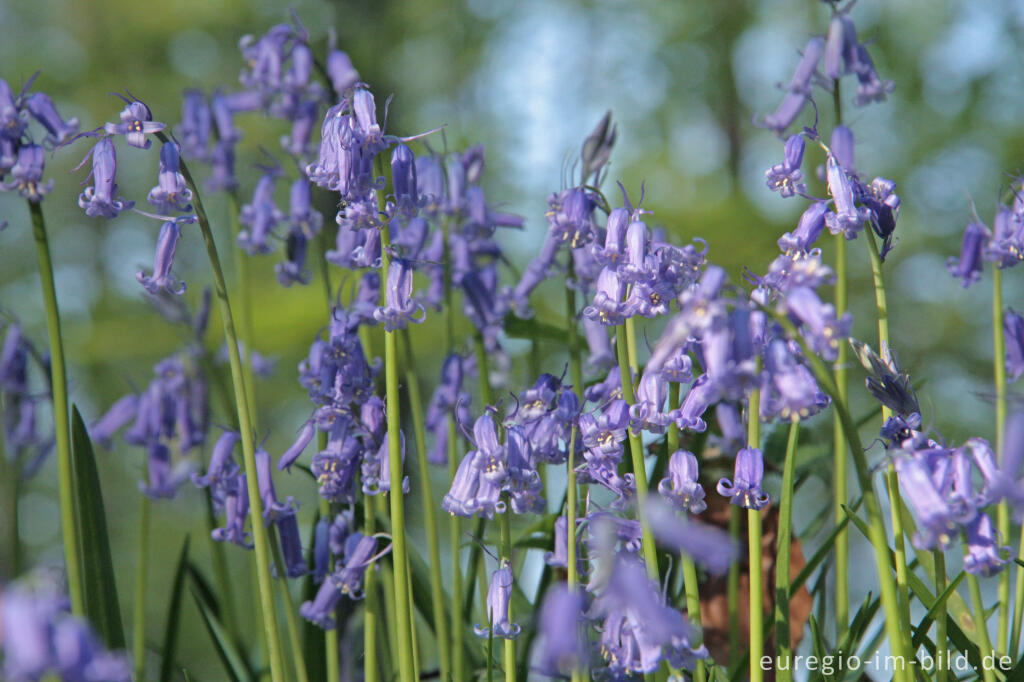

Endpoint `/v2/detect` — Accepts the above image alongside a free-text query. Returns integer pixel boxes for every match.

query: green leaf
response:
[502,313,567,341]
[189,582,254,682]
[911,570,967,651]
[70,405,125,650]
[159,538,191,682]
[808,614,833,682]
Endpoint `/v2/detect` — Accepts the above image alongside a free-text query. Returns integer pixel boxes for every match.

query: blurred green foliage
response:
[1,0,1022,678]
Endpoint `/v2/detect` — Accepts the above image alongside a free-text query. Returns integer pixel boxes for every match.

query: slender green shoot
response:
[158,131,286,682]
[774,421,799,682]
[28,200,82,615]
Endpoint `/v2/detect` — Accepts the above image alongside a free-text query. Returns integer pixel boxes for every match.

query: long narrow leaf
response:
[158,538,191,682]
[189,583,253,682]
[70,405,125,649]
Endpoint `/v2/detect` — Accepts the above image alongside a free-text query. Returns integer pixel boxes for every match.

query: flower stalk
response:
[156,131,286,682]
[28,200,82,617]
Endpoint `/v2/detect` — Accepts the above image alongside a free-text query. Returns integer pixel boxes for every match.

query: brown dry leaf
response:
[696,492,813,669]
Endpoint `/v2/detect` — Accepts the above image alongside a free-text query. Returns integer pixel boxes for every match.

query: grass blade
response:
[70,404,125,649]
[189,581,254,682]
[159,538,191,682]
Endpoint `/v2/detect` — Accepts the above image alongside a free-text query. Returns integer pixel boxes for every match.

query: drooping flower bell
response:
[25,92,79,146]
[77,137,133,219]
[658,450,707,514]
[717,447,770,510]
[765,134,806,198]
[238,168,286,255]
[136,221,186,295]
[1,144,53,202]
[147,141,193,214]
[533,585,586,676]
[947,220,990,288]
[474,563,521,640]
[373,258,426,331]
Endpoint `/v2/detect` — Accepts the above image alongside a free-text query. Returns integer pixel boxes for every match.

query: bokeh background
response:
[1,0,1023,678]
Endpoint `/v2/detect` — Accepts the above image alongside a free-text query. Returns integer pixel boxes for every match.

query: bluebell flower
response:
[591,554,707,675]
[778,201,829,253]
[1006,309,1024,381]
[830,125,857,174]
[658,450,707,514]
[506,426,545,514]
[675,374,717,432]
[25,92,78,146]
[760,37,825,133]
[717,447,770,510]
[312,420,363,503]
[104,94,165,149]
[255,446,295,522]
[785,286,851,362]
[140,441,194,499]
[579,399,631,458]
[0,78,28,141]
[852,44,895,106]
[238,169,286,255]
[301,532,390,628]
[860,177,901,260]
[824,12,858,80]
[374,258,426,331]
[544,515,578,568]
[77,137,134,219]
[582,266,628,326]
[895,454,960,550]
[0,579,132,682]
[644,497,738,575]
[276,229,311,286]
[760,338,829,422]
[474,564,521,640]
[533,584,586,676]
[824,153,870,240]
[765,134,806,198]
[137,221,186,295]
[963,513,1009,576]
[147,141,193,213]
[850,339,919,418]
[947,220,990,288]
[629,370,677,434]
[211,474,253,548]
[206,140,239,192]
[2,144,53,202]
[192,430,242,505]
[179,89,211,160]
[326,38,359,94]
[985,206,1024,268]
[592,207,631,267]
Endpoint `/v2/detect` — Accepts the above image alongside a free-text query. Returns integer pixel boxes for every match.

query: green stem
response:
[774,311,912,682]
[614,324,659,579]
[364,494,380,682]
[832,77,850,643]
[933,550,948,682]
[500,511,515,682]
[400,331,451,682]
[162,132,286,682]
[28,200,82,616]
[864,230,913,642]
[833,232,850,641]
[667,383,705,682]
[728,506,740,661]
[378,220,416,682]
[228,191,259,431]
[474,334,493,406]
[992,266,1011,654]
[133,493,150,680]
[315,199,340,682]
[774,421,799,682]
[747,378,764,682]
[965,568,997,682]
[269,529,311,682]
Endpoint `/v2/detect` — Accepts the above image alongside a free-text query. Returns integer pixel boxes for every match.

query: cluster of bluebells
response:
[18,5,1021,679]
[90,292,211,499]
[0,577,131,682]
[852,340,1011,575]
[758,3,901,260]
[0,74,78,207]
[0,321,54,478]
[948,179,1024,288]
